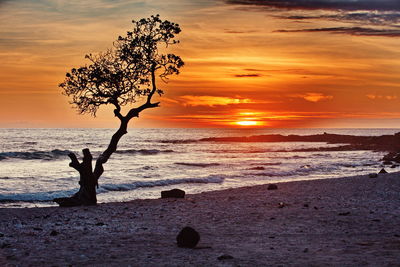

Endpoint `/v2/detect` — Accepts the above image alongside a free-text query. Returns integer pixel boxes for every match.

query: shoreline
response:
[1,172,400,266]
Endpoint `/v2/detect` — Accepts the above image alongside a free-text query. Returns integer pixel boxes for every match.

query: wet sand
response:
[1,172,400,266]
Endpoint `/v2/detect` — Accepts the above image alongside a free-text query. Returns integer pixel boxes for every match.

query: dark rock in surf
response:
[176,227,200,248]
[161,189,185,199]
[379,168,388,174]
[383,161,392,165]
[267,184,278,190]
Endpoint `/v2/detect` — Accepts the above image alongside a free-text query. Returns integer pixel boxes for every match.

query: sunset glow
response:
[235,120,259,126]
[0,0,399,128]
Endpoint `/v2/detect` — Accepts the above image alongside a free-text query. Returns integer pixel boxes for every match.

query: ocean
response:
[0,128,398,208]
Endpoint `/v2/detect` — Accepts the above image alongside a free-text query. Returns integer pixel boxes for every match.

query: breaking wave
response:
[115,149,174,155]
[174,162,220,168]
[0,149,72,161]
[0,189,78,203]
[0,176,225,202]
[99,176,225,192]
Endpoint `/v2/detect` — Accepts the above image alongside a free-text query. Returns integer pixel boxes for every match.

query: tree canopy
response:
[59,14,184,118]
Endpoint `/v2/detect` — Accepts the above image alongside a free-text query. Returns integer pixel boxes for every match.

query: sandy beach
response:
[1,172,400,266]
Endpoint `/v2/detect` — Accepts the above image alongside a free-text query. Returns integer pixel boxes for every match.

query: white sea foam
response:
[99,176,225,192]
[0,176,225,202]
[0,128,395,207]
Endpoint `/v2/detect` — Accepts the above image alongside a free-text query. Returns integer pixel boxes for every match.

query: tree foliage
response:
[59,15,184,117]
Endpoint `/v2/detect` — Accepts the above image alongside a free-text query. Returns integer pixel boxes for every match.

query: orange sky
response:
[0,0,399,128]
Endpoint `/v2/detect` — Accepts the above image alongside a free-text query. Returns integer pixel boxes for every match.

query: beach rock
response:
[218,254,234,260]
[176,227,200,248]
[383,161,392,165]
[161,189,185,199]
[369,173,378,178]
[391,165,398,168]
[379,168,388,174]
[267,184,278,190]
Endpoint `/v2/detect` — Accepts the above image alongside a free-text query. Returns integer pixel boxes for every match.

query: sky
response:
[0,0,399,128]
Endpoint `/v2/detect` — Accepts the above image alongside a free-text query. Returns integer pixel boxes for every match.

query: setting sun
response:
[235,120,258,126]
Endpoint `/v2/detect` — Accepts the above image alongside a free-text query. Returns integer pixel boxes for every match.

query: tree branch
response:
[111,100,124,121]
[125,66,160,120]
[68,152,80,171]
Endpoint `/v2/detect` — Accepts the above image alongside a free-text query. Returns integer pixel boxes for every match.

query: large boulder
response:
[161,189,185,199]
[176,227,200,248]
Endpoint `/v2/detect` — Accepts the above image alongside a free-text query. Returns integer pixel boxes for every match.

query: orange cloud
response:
[298,93,334,102]
[366,94,398,100]
[290,93,333,102]
[179,95,253,106]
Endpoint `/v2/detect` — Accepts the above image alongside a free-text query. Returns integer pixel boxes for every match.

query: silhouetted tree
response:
[54,15,184,207]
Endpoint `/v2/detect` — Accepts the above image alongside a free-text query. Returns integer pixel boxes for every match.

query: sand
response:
[1,172,400,266]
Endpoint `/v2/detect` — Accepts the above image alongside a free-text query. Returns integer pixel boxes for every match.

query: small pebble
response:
[267,184,278,190]
[217,254,234,260]
[278,202,286,208]
[1,243,11,249]
[50,230,59,236]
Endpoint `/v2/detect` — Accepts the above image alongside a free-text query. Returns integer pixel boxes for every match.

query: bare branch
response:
[68,153,80,171]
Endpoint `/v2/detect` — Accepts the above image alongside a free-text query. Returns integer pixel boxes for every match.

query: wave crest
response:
[174,162,220,168]
[0,149,72,161]
[115,149,174,155]
[100,176,224,192]
[0,176,225,202]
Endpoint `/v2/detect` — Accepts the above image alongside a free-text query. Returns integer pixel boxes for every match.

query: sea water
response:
[0,128,398,208]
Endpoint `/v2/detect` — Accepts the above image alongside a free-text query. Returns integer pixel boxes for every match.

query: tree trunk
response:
[53,119,129,207]
[53,149,97,207]
[53,68,159,207]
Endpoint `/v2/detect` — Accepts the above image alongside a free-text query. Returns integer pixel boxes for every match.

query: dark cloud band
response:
[280,12,400,27]
[226,0,400,12]
[275,27,400,37]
